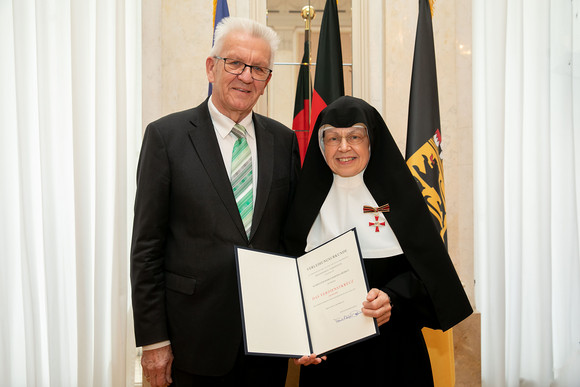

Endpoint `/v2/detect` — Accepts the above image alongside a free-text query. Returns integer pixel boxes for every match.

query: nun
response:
[283,96,472,386]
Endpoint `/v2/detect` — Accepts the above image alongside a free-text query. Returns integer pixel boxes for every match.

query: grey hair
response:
[209,17,280,68]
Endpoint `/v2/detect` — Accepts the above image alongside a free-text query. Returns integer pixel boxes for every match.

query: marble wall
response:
[372,0,475,306]
[141,0,478,385]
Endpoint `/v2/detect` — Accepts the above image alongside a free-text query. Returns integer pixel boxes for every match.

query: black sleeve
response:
[381,263,440,329]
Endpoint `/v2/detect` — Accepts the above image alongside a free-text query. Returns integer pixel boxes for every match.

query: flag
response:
[209,0,230,95]
[405,1,455,386]
[406,0,447,245]
[292,40,312,164]
[310,0,344,132]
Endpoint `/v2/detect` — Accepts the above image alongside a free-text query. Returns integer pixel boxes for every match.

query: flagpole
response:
[300,5,315,132]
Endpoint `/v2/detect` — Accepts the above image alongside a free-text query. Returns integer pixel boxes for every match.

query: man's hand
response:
[142,345,174,387]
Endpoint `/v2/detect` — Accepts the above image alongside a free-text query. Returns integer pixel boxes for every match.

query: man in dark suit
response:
[130,17,300,387]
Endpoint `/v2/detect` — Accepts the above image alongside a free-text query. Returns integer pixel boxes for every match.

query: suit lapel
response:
[251,114,274,241]
[187,101,248,239]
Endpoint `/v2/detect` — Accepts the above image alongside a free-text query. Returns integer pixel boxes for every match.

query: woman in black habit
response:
[283,96,472,386]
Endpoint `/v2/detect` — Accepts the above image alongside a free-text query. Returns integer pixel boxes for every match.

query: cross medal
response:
[369,215,386,232]
[363,204,390,233]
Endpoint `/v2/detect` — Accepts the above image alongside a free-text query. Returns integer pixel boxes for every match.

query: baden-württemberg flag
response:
[405,0,447,246]
[405,1,455,386]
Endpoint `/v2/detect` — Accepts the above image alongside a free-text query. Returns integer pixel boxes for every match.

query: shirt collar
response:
[208,96,255,140]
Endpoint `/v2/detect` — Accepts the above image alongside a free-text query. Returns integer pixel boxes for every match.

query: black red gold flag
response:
[292,40,312,164]
[310,0,345,133]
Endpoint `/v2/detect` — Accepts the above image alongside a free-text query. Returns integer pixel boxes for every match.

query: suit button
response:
[248,243,253,249]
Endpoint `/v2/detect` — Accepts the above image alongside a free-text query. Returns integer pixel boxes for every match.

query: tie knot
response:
[231,124,247,139]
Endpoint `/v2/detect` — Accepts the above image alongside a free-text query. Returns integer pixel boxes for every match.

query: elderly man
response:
[131,17,300,387]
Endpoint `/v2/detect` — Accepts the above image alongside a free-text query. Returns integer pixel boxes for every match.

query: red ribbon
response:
[363,204,390,213]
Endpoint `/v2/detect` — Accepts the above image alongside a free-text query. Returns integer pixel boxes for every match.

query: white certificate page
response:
[235,229,377,357]
[236,249,311,356]
[297,230,378,355]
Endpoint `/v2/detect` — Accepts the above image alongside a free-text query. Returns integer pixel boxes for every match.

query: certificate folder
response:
[235,229,378,357]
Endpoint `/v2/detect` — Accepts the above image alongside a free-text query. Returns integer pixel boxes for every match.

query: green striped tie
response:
[231,124,253,238]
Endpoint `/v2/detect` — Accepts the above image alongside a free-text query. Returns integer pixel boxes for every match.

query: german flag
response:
[310,0,344,132]
[292,40,312,164]
[405,1,456,386]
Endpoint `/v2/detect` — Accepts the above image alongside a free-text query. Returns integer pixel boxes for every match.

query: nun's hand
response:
[293,353,327,366]
[362,288,392,327]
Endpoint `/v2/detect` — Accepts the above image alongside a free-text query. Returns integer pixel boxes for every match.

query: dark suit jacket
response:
[130,98,300,376]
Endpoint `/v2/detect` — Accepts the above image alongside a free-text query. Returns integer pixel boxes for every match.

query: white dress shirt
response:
[208,96,258,206]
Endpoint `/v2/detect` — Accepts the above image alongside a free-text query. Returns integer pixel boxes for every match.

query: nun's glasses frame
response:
[323,132,368,147]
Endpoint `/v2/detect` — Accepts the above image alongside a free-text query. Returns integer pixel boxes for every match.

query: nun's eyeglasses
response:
[323,132,367,147]
[214,56,272,81]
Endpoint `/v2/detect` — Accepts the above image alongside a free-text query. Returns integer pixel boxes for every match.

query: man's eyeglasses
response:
[214,56,272,81]
[323,132,367,147]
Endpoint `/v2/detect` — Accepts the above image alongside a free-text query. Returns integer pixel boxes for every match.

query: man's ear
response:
[260,73,272,95]
[206,56,216,83]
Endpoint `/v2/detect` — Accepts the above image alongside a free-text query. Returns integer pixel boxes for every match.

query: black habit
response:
[283,96,472,386]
